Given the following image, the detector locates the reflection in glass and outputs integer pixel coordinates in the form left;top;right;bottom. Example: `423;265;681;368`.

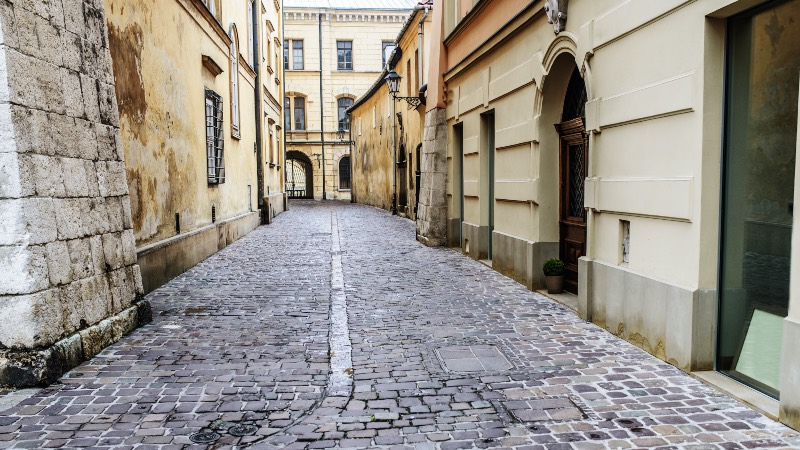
717;0;799;397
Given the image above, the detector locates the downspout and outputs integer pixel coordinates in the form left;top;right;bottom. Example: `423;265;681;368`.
318;11;327;201
349;112;355;203
253;0;266;224
282;0;287;210
417;7;428;95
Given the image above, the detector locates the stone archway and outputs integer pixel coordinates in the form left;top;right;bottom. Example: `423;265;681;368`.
286;150;313;199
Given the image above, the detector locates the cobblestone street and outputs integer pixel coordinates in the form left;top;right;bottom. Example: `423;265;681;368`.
1;201;799;449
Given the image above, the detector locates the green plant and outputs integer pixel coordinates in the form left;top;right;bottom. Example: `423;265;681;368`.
543;258;565;276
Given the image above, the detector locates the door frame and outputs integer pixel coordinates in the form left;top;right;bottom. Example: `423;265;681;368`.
556;117;588;294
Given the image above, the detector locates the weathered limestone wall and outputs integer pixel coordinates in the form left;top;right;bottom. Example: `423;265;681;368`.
0;0;147;386
416;107;447;246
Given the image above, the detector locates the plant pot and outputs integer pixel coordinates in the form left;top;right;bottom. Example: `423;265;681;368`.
545;275;564;294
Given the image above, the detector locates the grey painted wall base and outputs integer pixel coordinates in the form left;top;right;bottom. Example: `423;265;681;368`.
461;222;489;261
492;231;558;290
264;192;287;224
137;212;260;294
0;300;151;387
446;218;462;248
780;317;800;430
578;259;716;371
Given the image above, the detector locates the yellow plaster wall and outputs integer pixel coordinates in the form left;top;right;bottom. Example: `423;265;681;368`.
105;0;277;247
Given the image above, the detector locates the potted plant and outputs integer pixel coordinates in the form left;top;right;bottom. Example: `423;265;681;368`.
543;258;565;294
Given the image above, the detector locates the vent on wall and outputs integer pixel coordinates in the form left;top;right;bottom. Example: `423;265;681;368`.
621;220;630;264
212;204;216;224
175;212;180;234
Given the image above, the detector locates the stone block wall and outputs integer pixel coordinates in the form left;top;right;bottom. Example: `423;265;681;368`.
0;0;148;386
416;108;448;246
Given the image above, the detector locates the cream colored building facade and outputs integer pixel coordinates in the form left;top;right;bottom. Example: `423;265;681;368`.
283;0;415;201
105;0;285;293
439;0;800;430
349;9;432;218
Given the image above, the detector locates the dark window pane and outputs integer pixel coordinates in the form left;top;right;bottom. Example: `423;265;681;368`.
339;156;351;189
337;97;353;131
294;97;305;130
293;40;303;70
283;40;289;69
337;41;352;70
284;96;291;129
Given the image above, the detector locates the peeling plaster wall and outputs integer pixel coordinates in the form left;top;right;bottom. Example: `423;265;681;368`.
104;0;261;248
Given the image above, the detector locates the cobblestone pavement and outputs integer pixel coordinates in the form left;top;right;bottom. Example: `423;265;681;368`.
1;201;799;449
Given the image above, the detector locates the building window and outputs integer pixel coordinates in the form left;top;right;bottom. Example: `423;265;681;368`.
204;0;221;21
205;89;225;184
339;156;351;190
293;96;305;130
337;41;353;70
283;40;289;69
337;97;354;131
246;0;255;67
284;96;291;129
292;40;304;70
382;41;396;68
229;25;241;138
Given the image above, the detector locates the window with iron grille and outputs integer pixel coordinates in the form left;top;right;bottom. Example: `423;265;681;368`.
339;156;351;190
205;89;225;184
337;41;353;70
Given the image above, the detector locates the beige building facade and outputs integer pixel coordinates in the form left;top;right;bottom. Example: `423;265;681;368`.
349;8;432;218
439;0;800;430
105;0;286;293
283;0;415;201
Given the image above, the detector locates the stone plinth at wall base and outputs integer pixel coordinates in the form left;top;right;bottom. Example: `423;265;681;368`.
264;192;287;224
137;212;260;294
446;218;462;248
0;301;151;387
780;317;800;431
578;259;716;372
491;232;558;291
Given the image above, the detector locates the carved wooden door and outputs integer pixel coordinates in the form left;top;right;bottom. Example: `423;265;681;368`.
557;118;588;294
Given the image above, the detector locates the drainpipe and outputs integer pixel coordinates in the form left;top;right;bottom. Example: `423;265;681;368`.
417;6;429;94
318;11;327;201
282;0;287;210
391;92;398;215
253;0;265;224
349;113;355;203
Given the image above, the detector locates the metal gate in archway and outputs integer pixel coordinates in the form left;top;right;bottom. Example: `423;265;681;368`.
286;152;313;199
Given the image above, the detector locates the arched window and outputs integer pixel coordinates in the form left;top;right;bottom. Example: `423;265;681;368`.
338;97;354;131
339;156;351;190
229;25;241;138
246;0;255;67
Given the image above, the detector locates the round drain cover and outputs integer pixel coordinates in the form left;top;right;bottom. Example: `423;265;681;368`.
228;424;258;437
189;431;221;444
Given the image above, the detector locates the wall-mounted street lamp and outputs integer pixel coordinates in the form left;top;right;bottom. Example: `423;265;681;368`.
384;70;421;108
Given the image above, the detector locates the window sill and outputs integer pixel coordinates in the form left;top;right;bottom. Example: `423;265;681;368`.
338;189;351;192
231;131;241;140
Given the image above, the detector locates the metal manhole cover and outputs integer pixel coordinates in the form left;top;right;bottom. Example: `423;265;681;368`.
189;431;221;444
503;396;588;423
229;424;258;436
436;345;512;372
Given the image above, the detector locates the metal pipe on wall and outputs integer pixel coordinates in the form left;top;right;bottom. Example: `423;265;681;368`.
252;0;265;224
318;11;326;201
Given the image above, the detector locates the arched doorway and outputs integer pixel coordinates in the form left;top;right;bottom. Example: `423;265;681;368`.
286;151;313;199
556;67;588;294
